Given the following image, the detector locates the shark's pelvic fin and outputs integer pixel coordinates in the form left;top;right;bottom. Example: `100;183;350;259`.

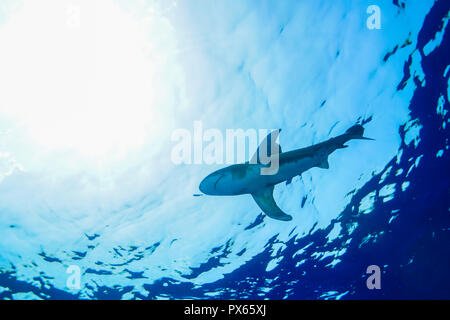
251;186;292;221
318;159;329;169
250;129;282;164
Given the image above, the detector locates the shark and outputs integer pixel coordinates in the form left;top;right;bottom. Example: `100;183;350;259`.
199;124;373;221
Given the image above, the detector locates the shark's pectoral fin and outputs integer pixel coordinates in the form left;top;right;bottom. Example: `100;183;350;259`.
251;186;292;221
318;159;329;169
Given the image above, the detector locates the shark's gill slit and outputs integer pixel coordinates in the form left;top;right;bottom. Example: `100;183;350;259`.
214;175;225;190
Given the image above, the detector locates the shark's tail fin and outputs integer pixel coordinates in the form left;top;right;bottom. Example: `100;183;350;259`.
345;124;374;140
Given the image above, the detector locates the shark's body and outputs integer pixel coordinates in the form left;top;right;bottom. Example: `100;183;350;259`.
199;125;372;221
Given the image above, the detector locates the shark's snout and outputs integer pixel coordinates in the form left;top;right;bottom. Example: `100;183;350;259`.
199;172;223;195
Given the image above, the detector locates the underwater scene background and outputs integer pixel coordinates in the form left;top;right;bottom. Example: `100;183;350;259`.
0;0;449;299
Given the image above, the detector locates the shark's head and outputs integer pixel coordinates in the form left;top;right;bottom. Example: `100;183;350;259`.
199;171;226;195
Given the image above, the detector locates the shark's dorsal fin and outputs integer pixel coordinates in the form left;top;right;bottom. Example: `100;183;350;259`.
251;186;292;221
250;129;282;164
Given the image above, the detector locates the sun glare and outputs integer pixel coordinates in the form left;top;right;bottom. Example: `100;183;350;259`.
0;0;173;160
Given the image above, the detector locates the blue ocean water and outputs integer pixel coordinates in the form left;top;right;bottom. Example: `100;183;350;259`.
0;0;449;299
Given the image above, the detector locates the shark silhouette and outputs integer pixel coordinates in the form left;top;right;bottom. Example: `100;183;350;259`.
199;124;373;221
